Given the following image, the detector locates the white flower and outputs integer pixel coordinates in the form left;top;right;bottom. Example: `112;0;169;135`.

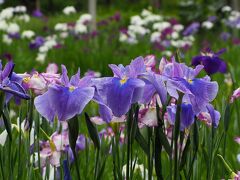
75;23;87;33
153;22;171;31
17;14;30;22
36;53;46;63
222;6;231;12
130;15;144;26
63;6;76;15
39;46;49;53
171;31;179;39
143;14;162;25
44;39;57;48
0;7;14;20
141;9;152;17
14;6;27;13
54;23;68;31
60;32;69;39
0;0;4;5
7;23;20;34
202;21;213;29
150;31;161;42
119;33;128;42
22;30;35;39
2;34;12;45
0;20;8;31
77;14;92;24
128;25;149;35
173;24;184;32
162;50;172;57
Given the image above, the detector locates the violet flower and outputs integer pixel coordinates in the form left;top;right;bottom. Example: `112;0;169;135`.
34;65;94;122
163;59;218;114
182;22;200;36
167;103;194;131
29;36;45;49
0;60;30;103
192;48;227;75
93;57;146;122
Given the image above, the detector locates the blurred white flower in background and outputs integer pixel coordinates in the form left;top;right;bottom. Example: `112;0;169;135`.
63;6;76;15
75;23;87;34
202;21;214;29
7;23;20;34
173;24;184;32
22;30;35;39
0;7;14;20
128;25;149;35
0;20;8;31
55;23;68;32
150;31;160;42
77;14;92;24
2;34;12;45
36;53;46;63
0;0;4;5
153;22;171;31
14;6;27;13
222;5;232;12
162;50;172;57
131;15;144;26
17;14;30;22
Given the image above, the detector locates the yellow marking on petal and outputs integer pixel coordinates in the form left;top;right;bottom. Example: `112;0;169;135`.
69;86;75;92
188;79;193;84
23;77;30;83
120;76;128;85
49;140;56;152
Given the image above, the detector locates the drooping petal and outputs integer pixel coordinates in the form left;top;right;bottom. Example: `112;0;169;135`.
34;88;56;122
206;104;221;128
187;79;218;113
106;77;144;117
180;103;194;130
50;86;95;121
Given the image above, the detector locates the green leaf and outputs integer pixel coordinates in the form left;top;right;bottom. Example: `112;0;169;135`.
179;136;190;171
158;128;172;156
223;104;231;132
85;113;100;149
135;129;149;155
68;115;79;151
1;109;12;141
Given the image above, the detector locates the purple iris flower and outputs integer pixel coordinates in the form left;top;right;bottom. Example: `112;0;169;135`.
34;65;95;122
192;48;227;75
0;60;30;103
8;33;20;39
167;103;194;130
183;22;200;36
163;60;218;114
220;32;231;41
93;57;146;122
32;9;43;18
29;36;45;49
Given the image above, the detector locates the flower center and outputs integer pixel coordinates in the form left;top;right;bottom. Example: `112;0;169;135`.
23;77;30;83
188;79;193;84
69;86;75;92
120;76;128;85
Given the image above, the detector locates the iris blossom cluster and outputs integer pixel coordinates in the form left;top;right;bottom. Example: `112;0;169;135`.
31;56;220;132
